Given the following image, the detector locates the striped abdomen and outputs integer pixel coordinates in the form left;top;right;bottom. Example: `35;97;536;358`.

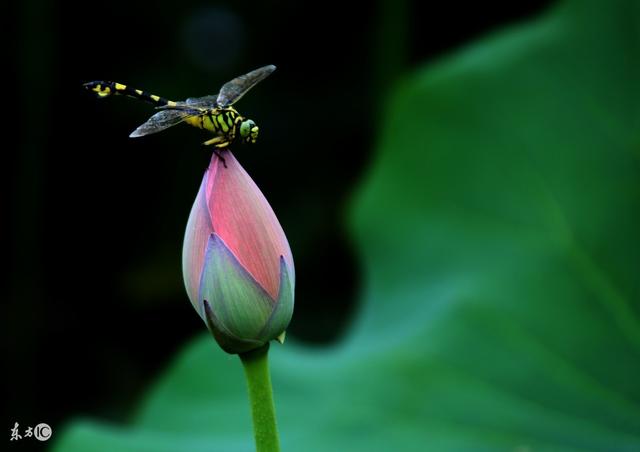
83;81;177;107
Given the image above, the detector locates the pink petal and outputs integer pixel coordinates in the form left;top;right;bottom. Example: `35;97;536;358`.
182;170;214;314
205;153;294;300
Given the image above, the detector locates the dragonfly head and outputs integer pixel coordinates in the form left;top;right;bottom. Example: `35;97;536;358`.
239;119;259;144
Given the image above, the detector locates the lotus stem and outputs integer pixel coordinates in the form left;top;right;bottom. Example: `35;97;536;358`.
239;344;280;452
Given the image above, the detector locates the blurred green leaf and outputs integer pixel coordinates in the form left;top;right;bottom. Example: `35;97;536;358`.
54;1;640;450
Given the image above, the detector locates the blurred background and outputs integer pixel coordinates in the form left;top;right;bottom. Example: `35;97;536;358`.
7;0;639;451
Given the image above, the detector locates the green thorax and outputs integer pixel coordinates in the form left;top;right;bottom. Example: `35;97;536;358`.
189;107;243;141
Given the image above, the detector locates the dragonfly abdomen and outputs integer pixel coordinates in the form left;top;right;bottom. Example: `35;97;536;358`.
84;81;177;107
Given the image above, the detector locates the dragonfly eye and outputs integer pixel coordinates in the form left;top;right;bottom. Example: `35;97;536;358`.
240;119;258;143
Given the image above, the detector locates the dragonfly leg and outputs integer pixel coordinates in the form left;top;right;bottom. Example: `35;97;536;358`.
212;149;227;168
202;136;224;146
202;137;228;168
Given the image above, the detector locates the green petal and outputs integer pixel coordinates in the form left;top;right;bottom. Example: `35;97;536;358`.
256;256;294;343
203;300;263;354
198;233;274;345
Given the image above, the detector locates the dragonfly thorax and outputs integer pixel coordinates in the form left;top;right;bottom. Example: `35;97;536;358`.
191;109;258;147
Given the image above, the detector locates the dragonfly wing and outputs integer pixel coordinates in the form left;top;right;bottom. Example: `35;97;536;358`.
185;94;219;108
216;65;276;107
129;109;198;137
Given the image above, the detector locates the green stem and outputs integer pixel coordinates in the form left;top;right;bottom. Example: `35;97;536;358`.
239;344;280;452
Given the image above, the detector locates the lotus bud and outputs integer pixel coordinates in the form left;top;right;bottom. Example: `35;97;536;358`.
182;152;295;354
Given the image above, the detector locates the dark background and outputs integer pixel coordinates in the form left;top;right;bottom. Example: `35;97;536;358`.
6;0;551;448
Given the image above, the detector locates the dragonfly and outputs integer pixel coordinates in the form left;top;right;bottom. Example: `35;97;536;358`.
84;65;276;166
